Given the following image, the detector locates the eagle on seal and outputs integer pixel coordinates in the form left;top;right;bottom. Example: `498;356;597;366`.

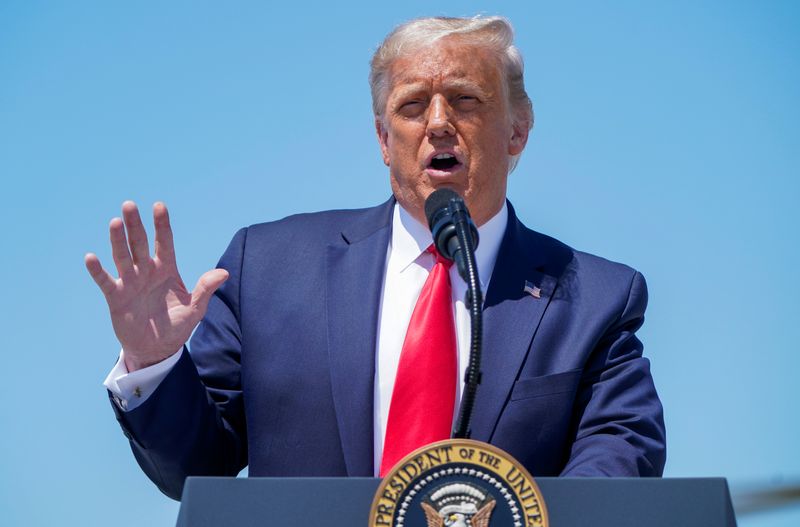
421;499;496;527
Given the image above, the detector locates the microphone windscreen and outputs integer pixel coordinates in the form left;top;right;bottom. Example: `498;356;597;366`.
424;188;460;230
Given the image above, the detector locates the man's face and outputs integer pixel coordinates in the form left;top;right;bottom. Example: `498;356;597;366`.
376;36;529;227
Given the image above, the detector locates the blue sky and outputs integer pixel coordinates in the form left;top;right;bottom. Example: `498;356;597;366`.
0;1;798;525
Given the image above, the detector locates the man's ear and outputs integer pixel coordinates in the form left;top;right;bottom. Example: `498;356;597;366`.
508;117;531;157
375;118;391;166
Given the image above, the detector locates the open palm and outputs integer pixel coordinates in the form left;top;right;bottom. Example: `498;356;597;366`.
85;201;228;371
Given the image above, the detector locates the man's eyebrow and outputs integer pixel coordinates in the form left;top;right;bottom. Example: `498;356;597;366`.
390;79;488;100
390;83;428;99
442;79;486;93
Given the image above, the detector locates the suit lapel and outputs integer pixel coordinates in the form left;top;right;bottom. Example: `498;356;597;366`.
469;205;559;442
325;199;394;476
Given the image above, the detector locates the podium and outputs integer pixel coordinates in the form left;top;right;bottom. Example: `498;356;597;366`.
176;477;737;526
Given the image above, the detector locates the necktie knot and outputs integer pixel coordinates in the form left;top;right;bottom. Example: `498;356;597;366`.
427;244;453;268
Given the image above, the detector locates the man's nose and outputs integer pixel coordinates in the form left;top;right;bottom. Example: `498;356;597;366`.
426;96;456;138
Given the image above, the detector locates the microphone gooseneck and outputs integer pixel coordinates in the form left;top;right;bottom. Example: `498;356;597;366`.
424;189;483;440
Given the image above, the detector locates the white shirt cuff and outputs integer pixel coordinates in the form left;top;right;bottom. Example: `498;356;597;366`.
103;348;183;412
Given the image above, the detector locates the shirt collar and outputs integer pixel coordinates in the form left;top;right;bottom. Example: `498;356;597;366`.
389;201;508;289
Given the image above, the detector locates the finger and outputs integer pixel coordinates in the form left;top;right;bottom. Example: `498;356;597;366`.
122;201;150;266
109;217;135;277
190;269;230;321
153;202;176;265
84;253;118;297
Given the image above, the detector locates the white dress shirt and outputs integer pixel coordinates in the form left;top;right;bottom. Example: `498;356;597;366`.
105;202;508;474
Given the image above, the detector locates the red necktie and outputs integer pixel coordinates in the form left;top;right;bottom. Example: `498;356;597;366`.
380;245;457;477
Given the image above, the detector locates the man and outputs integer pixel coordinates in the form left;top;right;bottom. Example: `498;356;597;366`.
86;16;665;500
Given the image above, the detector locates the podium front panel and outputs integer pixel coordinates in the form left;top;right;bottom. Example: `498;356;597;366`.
177;477;736;527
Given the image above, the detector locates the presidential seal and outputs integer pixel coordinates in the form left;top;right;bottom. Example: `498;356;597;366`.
369;439;548;527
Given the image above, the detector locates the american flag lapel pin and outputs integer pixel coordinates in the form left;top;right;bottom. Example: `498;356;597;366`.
524;280;542;299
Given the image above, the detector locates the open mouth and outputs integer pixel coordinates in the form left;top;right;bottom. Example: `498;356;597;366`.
428;153;461;171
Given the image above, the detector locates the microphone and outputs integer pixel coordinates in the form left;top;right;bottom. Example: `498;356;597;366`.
424;189;479;282
424;188;483;440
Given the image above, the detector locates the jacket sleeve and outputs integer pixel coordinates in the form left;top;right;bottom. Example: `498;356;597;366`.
109;227;249;500
560;271;667;477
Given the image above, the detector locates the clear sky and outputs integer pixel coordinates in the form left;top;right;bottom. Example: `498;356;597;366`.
0;1;798;526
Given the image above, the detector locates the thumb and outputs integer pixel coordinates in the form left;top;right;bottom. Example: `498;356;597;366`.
190;268;230;319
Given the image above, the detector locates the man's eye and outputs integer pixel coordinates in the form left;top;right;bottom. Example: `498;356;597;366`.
398;100;425;116
453;95;479;109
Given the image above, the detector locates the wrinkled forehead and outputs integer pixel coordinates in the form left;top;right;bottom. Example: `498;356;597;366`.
386;37;504;92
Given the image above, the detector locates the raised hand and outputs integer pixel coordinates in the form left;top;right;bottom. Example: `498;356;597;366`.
85;201;228;372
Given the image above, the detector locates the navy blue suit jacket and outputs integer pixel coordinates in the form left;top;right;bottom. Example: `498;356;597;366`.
112;198;666;499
